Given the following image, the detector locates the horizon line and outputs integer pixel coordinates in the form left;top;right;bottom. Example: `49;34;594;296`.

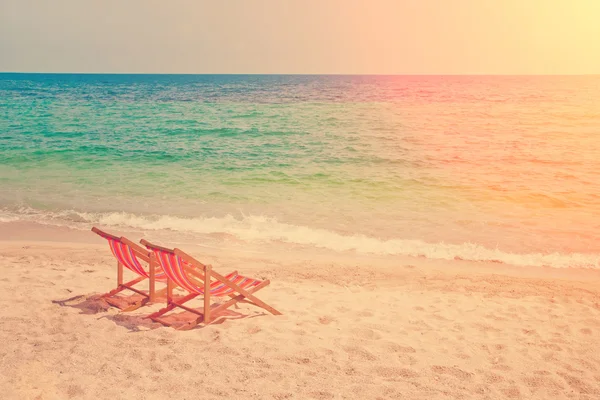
1;71;599;77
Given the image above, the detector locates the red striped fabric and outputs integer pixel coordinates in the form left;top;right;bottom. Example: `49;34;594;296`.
150;249;261;296
104;238;167;281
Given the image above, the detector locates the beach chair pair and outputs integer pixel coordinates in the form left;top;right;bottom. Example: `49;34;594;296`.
91;227;281;329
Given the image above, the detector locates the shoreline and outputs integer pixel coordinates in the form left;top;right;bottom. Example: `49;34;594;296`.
2;219;600;273
2;220;600;281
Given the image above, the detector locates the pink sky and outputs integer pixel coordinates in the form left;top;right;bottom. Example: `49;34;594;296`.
1;0;599;74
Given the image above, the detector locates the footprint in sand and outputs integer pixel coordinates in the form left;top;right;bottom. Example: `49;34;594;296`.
308;391;335;399
484;372;505;384
351;327;381;340
431;365;473;380
491;364;512;372
65;384;85;398
557;371;598;394
318;315;336;325
575;358;597;372
272;393;293;400
374;366;419;380
484;313;508;322
357;310;374;317
342;345;378;361
522;373;564;390
500;386;521;398
473;323;501;333
383;342;416;354
247;325;262;334
539;343;563;351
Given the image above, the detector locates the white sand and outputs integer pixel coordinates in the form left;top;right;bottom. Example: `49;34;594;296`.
1;227;600;399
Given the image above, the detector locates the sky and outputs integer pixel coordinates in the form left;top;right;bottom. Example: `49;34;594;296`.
1;0;599;74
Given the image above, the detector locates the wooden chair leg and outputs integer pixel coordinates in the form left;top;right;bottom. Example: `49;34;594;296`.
149;257;156;303
167;278;173;303
204;265;211;324
117;261;123;286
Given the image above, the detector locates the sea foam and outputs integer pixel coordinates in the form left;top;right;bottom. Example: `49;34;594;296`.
2;208;598;269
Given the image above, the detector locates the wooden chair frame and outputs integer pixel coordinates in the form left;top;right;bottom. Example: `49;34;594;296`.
92;227;167;311
141;239;281;329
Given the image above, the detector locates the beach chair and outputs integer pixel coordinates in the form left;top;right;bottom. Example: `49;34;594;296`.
92;227;167;311
141;239;281;329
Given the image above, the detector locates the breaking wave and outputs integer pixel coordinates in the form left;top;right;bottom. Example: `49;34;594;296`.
1;207;598;269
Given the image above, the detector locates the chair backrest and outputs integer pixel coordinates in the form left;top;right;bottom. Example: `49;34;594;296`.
141;239;209;294
140;240;260;296
92;227;164;280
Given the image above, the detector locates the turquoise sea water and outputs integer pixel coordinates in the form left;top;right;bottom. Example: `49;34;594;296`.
1;74;599;268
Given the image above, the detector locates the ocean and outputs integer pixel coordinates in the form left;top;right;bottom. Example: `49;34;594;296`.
1;73;599;268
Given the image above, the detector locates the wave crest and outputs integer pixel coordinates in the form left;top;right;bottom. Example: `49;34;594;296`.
1;207;598;269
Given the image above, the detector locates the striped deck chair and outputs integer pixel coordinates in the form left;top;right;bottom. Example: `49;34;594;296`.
140;239;281;329
92;227;167;311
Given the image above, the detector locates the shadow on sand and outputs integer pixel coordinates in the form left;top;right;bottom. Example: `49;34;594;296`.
51;293;264;331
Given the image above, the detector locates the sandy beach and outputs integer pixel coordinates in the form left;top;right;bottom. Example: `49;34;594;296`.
1;224;599;399
4;1;600;398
